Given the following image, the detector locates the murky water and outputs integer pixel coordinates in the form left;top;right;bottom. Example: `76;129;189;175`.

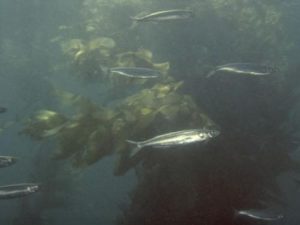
1;1;300;225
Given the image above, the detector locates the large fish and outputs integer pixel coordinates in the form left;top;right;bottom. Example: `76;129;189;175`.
127;128;219;157
207;63;276;77
234;208;284;221
131;9;194;22
110;67;161;79
0;183;40;200
0;156;17;168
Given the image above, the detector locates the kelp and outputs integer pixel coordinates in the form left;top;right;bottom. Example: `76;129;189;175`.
60;37;170;89
21;80;216;173
60;37;116;80
20;1;300;225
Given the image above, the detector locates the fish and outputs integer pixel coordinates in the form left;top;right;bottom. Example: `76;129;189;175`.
41;121;79;138
0;183;40;199
207;63;276;77
127;128;220;157
0;107;7;113
234;208;284;221
0;156;17;168
110;67;161;79
131;9;194;23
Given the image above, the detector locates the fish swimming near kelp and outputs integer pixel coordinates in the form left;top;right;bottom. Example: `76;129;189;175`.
0;156;17;168
110;67;161;79
207;63;276;77
127;128;220;157
131;9;194;23
0;183;40;200
41;121;80;138
234;208;284;221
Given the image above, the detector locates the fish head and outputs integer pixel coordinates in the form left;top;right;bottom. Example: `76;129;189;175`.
0;156;17;167
196;129;219;140
269;65;278;74
207;129;220;138
261;64;278;74
196;132;210;141
27;184;40;193
8;157;17;165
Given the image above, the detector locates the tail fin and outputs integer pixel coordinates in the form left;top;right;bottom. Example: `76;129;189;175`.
233;208;239;218
206;70;216;78
126;140;143;158
101;66;111;79
129;19;139;29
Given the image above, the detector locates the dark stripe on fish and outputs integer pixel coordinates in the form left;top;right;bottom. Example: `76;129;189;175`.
0;183;40;200
207;63;276;77
131;9;194;22
110;67;161;79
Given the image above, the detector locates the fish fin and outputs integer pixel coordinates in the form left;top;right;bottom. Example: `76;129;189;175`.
126;140;143;158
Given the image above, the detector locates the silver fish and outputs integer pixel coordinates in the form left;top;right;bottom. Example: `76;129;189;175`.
234;208;284;221
0;183;40;199
110;67;161;79
41;121;79;138
0;156;17;168
131;9;194;22
207;63;276;77
127;128;220;157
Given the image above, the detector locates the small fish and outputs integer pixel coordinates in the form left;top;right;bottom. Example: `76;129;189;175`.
207;63;276;77
131;9;194;23
234;208;284;221
41;121;79;138
0;156;17;168
0;183;40;200
110;67;161;79
127;128;220;157
0;107;7;113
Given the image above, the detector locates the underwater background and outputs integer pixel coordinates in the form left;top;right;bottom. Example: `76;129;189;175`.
1;0;300;224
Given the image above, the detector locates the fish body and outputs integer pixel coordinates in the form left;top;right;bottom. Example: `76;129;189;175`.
207;63;275;77
0;183;40;199
41;121;79;138
127;128;219;157
110;67;161;79
131;9;194;22
0;107;7;113
235;208;284;221
0;156;17;168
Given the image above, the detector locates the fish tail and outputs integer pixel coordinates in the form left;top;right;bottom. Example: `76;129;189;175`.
129;17;140;29
206;70;216;78
101;66;110;76
129;21;138;29
130;16;138;21
126;140;143;158
233;208;239;219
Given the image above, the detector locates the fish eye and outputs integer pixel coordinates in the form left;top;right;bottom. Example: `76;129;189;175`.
199;134;205;138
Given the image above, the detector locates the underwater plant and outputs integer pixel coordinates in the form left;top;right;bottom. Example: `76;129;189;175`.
21;80;216;174
19;1;300;225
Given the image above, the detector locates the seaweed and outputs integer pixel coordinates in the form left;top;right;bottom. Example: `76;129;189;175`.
19;1;300;225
